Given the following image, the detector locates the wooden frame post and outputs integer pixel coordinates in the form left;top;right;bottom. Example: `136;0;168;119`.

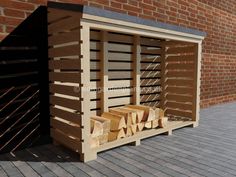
133;35;141;105
80;23;97;161
101;31;109;112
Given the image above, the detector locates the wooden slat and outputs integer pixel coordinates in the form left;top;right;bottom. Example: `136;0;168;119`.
90;91;100;100
140;78;161;86
141;47;162;54
49;72;80;83
166;94;192;103
48;9;69;23
107;80;133;88
141;56;161;63
165;101;192;111
108;62;132;70
166;46;195;54
140;86;161;94
108;88;132;98
90;51;100;60
166;79;193;87
50;95;81;110
140;37;162;47
48;30;80;46
109;71;132;79
90;100;101;110
48;16;81;34
90;41;101;51
165;108;192;118
141;63;161;70
49;45;80;58
90;30;100;40
166;63;194;70
141;94;161;102
166;71;194;78
49;59;80;70
50;106;81;125
165;86;193;95
49;83;80;97
141;71;161;78
141;101;160;107
166;55;194;62
108;43;132;52
108;53;132;61
51;129;82;152
90;71;100;81
108;33;133;44
164;40;193;46
108;96;132;107
51;118;82;139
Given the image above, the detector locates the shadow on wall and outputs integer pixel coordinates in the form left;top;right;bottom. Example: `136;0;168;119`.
0;6;50;154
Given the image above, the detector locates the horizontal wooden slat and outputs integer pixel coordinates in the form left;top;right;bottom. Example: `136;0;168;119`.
141;47;162;55
140;86;161;94
50;95;81;110
165;86;193;95
48;9;69;23
51;128;82;153
109;62;132;70
108;33;133;44
90;71;100;80
141;56;161;63
166;63;194;70
50;106;81;125
166;55;195;62
49;72;81;83
164;40;193;46
165;108;192;118
90;30;100;40
108;96;132;107
109;71;132;79
108;88;132;98
107;80;133;88
140;37;162;47
48;16;81;34
108;43;132;52
48;30;80;46
90;41;101;50
141;101;160;107
166;79;193;87
90;100;101;110
166;46;195;54
140;79;161;86
166;94;193;103
165;101;192;111
166;71;194;78
49;83;80;97
141;94;161;102
49;59;80;70
108;53;132;61
51;118;81;139
90;91;100;100
141;63;161;70
141;71;161;78
49;45;80;58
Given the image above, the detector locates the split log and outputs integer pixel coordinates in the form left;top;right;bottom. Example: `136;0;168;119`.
109;108;134;126
90;136;99;148
126;105;155;122
108;128;126;141
125;127;132;137
101;112;126;130
130;124;137;134
152;119;159;129
121;107;144;123
137;122;145;131
144;121;152;129
98;133;108;145
155;108;165;119
91;116;111;134
159;117;168;128
90;119;103;137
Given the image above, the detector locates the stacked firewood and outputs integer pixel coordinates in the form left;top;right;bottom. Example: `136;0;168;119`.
90;105;168;148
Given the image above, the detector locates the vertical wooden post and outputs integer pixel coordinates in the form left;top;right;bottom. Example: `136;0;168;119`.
101;31;109;112
192;42;202;124
160;41;167;110
80;23;97;161
133;35;141;105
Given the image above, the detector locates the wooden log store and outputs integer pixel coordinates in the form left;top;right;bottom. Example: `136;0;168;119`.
48;2;206;162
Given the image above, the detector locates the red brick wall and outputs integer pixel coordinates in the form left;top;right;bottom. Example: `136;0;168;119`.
0;0;235;108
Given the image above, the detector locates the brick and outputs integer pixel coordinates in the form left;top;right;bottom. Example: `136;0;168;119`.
0;0;35;11
123;4;142;13
4;8;25;18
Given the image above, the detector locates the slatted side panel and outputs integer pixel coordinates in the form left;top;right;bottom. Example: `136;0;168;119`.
48;8;83;152
90;30;135;114
140;37;163;107
164;41;197;121
0;7;48;154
